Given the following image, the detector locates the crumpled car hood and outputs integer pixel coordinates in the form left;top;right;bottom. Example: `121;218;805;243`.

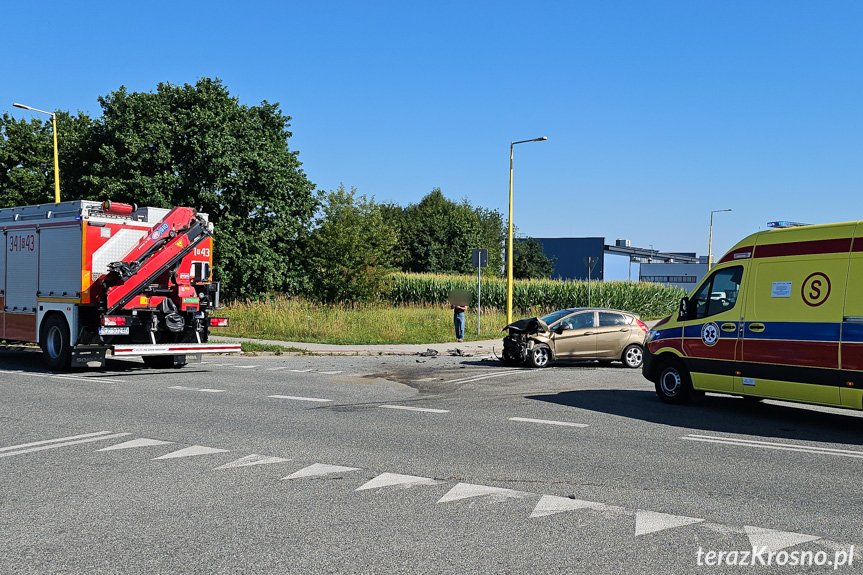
503;317;549;334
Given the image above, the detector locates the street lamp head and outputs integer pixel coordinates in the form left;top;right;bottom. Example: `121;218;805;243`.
536;136;548;141
13;103;30;110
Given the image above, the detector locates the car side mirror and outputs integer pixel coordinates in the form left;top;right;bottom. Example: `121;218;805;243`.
554;325;566;334
678;297;689;320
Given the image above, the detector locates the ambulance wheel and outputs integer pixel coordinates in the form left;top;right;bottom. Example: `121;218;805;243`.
527;345;551;368
143;355;187;369
622;344;644;369
40;314;72;371
655;359;692;404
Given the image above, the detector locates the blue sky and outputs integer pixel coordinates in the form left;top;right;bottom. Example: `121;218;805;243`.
5;1;863;279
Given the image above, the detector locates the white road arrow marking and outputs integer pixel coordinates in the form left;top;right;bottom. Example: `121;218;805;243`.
281;463;360;480
96;438;174;451
437;482;531;504
634;511;704;536
744;526;821;553
355;472;440;491
530;495;600;518
215;454;291;469
152;445;229;460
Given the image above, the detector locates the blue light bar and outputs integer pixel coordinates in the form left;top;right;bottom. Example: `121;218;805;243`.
767;221;810;228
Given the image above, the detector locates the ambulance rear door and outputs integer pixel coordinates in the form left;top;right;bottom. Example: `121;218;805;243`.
840;223;863;409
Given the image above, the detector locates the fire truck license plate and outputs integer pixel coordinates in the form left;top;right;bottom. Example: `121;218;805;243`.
99;327;130;336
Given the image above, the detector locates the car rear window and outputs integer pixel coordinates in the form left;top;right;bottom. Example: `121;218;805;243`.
598;312;627;327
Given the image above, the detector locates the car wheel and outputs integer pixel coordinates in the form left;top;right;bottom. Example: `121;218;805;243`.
40;314;72;371
527;345;551;368
655;359;692;404
622;344;643;369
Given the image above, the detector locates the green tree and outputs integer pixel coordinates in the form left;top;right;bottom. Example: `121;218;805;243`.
306;185;397;302
511;236;556;279
82;78;318;299
392;188;505;274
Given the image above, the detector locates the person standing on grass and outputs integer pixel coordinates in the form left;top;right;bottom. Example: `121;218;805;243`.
452;302;467;342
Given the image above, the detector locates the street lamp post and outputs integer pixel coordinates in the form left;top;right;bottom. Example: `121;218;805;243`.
506;136;547;324
13;102;61;203
708;208;733;269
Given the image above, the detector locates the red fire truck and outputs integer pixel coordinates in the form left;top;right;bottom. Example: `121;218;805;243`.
0;200;241;369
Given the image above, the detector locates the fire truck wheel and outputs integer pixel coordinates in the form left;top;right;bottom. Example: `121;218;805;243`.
655;359;692;404
40;314;72;371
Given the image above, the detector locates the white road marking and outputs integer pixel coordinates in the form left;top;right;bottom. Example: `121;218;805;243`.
215;454;291;469
281;463;360;480
231;365;258;369
268;395;332;402
288;369;314;373
206;363;234;367
446;370;520;385
744;526;821;553
437;482;531;504
530;495;601;518
97;438;174;451
152;445;229;460
0;431;115;452
634;511;704;536
509;417;588;428
0;370;49;377
380;405;449;414
413;377;437;382
355;472;441;491
683;434;863;458
51;374;122;384
0;432;131;458
319;371;343;375
267;366;291;371
169;386;226;393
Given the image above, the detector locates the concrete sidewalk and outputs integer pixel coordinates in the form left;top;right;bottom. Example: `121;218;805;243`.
209;335;503;356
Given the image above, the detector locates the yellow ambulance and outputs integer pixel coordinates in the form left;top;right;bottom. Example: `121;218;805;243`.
642;221;863;410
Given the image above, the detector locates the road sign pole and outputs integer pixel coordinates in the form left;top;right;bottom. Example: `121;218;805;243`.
477;264;481;336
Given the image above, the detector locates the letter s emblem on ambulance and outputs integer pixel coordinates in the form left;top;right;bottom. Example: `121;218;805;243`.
802;272;831;307
701;322;720;347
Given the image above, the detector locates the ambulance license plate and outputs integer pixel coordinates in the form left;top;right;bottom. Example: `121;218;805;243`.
99;326;130;335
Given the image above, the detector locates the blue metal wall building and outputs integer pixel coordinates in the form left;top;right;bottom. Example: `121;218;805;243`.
533;237;605;281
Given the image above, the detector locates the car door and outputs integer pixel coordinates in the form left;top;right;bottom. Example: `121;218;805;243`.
681;265;747;393
595;312;630;359
551;311;597;360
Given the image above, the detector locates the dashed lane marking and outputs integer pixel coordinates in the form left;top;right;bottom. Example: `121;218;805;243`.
0;432;131;458
153;445;229;460
169;386;226;393
1;431;116;452
437;482;531;504
319;371;343;375
356;472;441;491
509;417;588;428
281;463;360;480
97;438;174;451
744;526;821;553
380;405;449;414
268;395;333;403
215;454;291;469
634;511;705;536
683;434;863;459
231;365;258;369
445;370;521;385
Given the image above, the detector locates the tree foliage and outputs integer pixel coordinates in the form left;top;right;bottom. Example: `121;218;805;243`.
305;185;397;302
1;78;318;299
511;237;557;279
385;188;505;275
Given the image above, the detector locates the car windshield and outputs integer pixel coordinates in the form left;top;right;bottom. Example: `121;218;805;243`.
540;309;576;326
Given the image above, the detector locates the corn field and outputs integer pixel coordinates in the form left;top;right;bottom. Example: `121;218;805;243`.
386;272;687;319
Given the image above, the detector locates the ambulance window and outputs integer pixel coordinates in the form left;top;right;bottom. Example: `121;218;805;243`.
691;266;743;319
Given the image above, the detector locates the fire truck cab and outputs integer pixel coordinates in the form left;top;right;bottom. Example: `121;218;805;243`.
0;200;240;370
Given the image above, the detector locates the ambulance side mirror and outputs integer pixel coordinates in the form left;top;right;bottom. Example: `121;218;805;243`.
678;297;689;320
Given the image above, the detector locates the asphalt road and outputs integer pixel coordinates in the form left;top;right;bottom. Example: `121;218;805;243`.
1;348;861;574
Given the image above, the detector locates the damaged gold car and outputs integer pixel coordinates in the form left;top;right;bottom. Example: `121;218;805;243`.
501;308;648;368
